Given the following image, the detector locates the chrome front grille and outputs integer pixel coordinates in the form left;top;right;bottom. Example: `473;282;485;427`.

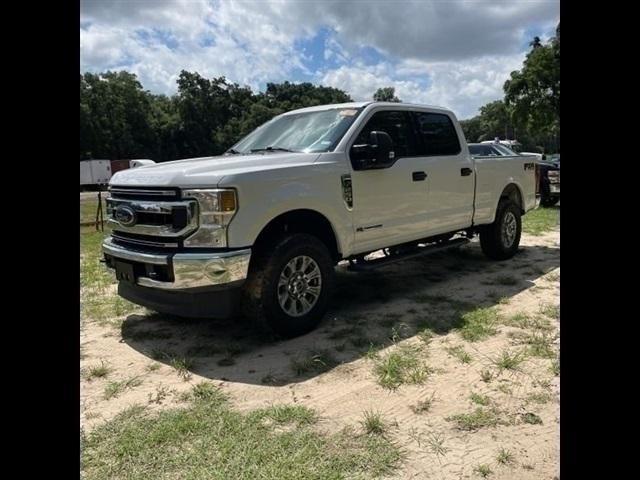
107;186;198;249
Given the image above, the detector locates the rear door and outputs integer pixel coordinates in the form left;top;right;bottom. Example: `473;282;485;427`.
411;111;475;233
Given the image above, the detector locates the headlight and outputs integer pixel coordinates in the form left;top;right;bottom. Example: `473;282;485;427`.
182;189;237;247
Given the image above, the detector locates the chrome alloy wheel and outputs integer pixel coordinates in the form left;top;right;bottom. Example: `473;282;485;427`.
277;255;322;317
501;211;517;248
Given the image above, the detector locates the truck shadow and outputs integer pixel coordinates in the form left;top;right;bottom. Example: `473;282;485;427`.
120;240;559;386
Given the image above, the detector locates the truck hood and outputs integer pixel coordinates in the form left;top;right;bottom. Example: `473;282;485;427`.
109;152;322;187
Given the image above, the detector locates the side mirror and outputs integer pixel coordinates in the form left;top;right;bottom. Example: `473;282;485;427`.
350;130;395;170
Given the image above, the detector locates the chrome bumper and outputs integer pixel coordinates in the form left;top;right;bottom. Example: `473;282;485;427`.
102;237;251;290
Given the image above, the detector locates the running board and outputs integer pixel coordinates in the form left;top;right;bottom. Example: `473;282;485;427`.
347;238;470;272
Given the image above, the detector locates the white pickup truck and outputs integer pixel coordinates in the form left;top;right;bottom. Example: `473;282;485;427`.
103;102;539;337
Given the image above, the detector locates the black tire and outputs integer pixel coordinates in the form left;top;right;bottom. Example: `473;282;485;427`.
242;233;335;338
479;200;522;260
540;195;559;207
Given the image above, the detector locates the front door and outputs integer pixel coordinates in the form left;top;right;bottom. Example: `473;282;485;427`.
349;109;430;253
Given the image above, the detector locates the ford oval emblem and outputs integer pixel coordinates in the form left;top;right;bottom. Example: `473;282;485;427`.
114;205;137;226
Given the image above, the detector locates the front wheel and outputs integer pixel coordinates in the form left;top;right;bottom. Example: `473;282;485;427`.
242;233;335;338
479;200;522;260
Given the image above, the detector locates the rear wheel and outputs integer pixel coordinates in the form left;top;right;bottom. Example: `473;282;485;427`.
242;233;334;337
480;200;522;260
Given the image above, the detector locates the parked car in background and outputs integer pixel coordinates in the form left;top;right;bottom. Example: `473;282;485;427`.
537;156;560;207
470;143;560;208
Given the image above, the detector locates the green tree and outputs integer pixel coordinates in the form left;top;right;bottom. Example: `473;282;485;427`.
373;87;401;102
504;26;560;151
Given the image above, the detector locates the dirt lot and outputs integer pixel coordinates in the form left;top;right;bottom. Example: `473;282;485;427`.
81;209;559;479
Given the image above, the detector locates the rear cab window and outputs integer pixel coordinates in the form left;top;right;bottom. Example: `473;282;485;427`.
412;112;461;156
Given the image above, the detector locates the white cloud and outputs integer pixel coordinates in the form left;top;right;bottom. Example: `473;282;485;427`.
80;0;559;116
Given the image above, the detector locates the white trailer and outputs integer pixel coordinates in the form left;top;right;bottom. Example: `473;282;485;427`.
80;160;112;189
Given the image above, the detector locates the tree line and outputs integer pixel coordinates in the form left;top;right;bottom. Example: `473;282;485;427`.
80;26;559;161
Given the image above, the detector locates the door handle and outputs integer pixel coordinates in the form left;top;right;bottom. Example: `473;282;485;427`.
461;168;473;176
412;171;427;181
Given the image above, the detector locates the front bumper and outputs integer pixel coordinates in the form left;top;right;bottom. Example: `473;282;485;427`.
102;237;251;290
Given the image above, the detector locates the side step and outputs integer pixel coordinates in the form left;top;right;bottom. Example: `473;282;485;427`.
347;238;470;272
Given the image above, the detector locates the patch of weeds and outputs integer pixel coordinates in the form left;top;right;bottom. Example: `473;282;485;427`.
148;385;172;405
372;344;430;390
447;407;503;431
550;358;560;376
480;370;494;383
291;350;338;376
474;463;494;477
496;383;513;395
170;356;195;381
458;307;499;341
523;332;557;358
145;363;161;372
504;312;531;329
104;376;143;400
446;345;472;364
410;392;436;414
470;392;491;406
491;349;526;372
426;432;448;458
521;412;543;425
498;296;510;305
361;410;387;435
526;392;552;404
418;328;434;344
253;404;318;427
188;382;226;404
539;303;560;319
496;448;515;465
84;361;111;381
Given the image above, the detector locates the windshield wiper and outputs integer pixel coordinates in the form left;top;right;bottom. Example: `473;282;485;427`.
250;146;297;153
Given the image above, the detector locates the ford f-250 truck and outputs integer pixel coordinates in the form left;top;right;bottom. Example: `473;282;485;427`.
103;102;539;337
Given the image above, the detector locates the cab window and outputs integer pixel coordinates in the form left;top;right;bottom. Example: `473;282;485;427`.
353;110;418;158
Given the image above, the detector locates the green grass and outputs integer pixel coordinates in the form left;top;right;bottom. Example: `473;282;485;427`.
521;412;543;425
371;344;431;390
82;388;402;480
473;463;494;478
550;358;560;376
447;407;503;431
445;345;472;364
458;307;499;342
360;410;387;435
496;448;515;465
491;349;526;372
410;392;436;414
104;376;143;400
80;229;140;324
522;206;559;235
539;303;560;319
84;361;112;381
290;350;338;376
425;432;448;458
169;356;195;381
469;392;491;406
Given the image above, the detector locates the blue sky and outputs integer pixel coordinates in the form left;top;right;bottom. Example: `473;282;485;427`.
80;0;559;119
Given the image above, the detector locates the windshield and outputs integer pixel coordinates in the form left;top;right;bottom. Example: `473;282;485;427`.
230;107;362;154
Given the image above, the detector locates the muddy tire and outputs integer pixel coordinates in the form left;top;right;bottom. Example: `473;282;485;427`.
242;233;334;338
479;200;521;260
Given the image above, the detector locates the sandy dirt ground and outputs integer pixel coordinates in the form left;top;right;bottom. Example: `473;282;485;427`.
81;227;559;479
